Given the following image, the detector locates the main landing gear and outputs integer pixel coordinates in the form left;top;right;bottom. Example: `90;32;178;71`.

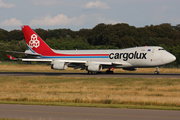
106;68;114;74
154;67;159;74
88;71;96;74
88;71;102;74
87;68;114;74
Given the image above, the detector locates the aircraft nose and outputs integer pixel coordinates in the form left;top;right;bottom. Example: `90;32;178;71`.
162;52;176;64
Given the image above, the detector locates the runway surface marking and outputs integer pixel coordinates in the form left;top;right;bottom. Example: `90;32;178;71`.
0;109;180;119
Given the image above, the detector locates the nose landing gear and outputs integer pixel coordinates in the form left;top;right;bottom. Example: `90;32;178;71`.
154;67;159;74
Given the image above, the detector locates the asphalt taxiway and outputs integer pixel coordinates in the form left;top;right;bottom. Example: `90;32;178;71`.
0;72;180;78
0;104;180;120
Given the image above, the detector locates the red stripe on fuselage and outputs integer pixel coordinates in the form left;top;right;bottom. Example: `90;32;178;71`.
35;49;109;56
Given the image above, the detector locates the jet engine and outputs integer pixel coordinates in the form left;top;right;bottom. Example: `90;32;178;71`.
87;64;102;72
51;62;68;70
122;68;138;71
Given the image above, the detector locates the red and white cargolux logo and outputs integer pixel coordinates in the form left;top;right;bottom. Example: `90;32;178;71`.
29;34;40;48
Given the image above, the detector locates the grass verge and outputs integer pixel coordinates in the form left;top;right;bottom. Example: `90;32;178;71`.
0;76;180;110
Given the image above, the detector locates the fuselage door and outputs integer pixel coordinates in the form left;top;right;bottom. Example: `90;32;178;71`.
152;48;162;64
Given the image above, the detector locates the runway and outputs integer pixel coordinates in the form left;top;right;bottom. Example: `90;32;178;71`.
0;104;180;120
0;72;180;78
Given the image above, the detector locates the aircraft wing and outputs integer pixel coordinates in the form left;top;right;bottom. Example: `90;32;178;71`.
22;58;122;65
7;55;122;65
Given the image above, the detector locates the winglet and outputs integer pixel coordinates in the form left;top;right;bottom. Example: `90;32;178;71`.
7;55;16;60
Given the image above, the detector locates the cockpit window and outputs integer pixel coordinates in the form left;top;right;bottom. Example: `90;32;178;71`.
158;48;165;50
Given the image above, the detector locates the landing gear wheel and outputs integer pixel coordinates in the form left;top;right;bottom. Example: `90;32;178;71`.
106;70;114;74
154;71;159;74
97;72;102;74
88;71;97;74
92;71;97;74
154;67;159;74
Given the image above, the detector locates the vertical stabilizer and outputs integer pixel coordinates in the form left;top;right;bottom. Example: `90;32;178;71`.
21;25;53;55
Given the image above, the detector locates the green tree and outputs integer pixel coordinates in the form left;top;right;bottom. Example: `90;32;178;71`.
0;29;9;41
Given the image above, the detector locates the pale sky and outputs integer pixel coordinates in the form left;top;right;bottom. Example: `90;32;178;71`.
0;0;180;31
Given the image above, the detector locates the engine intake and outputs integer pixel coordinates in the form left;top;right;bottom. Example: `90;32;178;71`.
51;61;68;70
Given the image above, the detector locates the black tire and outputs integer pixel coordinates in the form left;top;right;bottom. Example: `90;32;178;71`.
154;71;159;74
106;70;114;74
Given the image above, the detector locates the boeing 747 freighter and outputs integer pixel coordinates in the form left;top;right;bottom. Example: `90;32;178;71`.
7;25;176;74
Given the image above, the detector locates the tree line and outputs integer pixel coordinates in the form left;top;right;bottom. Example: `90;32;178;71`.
0;23;180;64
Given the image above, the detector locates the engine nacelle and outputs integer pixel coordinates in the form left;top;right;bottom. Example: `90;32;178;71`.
87;64;102;72
122;68;138;71
51;62;68;70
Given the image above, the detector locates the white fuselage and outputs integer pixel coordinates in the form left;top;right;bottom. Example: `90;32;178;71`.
26;46;175;68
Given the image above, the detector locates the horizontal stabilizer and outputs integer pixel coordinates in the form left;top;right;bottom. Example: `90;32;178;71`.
6;51;41;56
7;55;22;60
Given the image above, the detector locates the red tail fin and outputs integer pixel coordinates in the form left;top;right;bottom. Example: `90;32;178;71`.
21;25;53;55
7;55;16;60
